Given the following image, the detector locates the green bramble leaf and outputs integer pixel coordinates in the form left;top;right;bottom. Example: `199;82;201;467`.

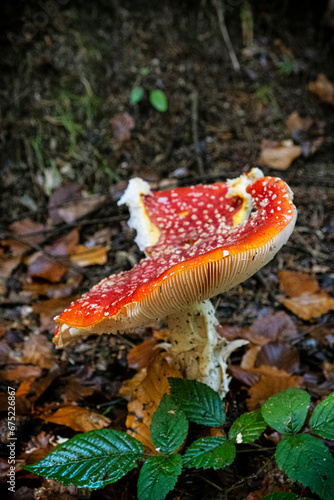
182;436;236;470
137;455;182;500
22;429;144;489
150;394;188;454
229;409;267;444
168;378;226;426
130;87;144;105
261;388;310;434
149;90;168;112
275;433;334;500
309;392;334;440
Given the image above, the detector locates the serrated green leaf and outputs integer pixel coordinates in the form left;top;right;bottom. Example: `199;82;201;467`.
182;436;236;470
168;378;225;426
149;90;167;112
137;455;182;500
22;429;144;489
150;394;188;455
130;87;144;105
229;409;267;444
276;434;334;500
309;392;334;440
261;388;310;434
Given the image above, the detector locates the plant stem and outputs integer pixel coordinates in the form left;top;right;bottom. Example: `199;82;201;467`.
212;0;240;72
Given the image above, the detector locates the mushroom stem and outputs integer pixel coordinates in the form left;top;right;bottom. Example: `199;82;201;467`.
164;300;247;398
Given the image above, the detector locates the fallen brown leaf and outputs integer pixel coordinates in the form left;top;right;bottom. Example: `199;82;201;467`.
287;111;313;138
26;229;79;282
0;365;43;382
255;343;299;373
259;139;301;170
26;256;68;283
278;270;319;297
33;295;81;332
22;274;83;300
48;184;82;224
127;337;162;371
0;254;21;279
8;219;46;245
278;270;334;320
111;112;135;142
247;366;303;410
283;292;334;321
21;334;57;369
39;405;110;432
249;311;299;344
122;355;181;451
308;73;334;107
70;244;110;267
61;379;95;403
55;194;107;225
23;431;53;465
13;365;62;412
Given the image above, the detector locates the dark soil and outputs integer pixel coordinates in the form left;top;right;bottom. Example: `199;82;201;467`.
0;1;334;499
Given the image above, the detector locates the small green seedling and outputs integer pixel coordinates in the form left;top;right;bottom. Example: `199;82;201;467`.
130;68;167;112
23;383;334;500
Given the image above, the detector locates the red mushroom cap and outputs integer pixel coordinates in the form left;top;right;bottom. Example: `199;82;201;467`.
54;172;296;348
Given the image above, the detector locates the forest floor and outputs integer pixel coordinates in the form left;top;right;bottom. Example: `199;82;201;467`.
0;1;334;499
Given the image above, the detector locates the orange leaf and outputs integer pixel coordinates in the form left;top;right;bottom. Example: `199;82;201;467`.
278;270;334;320
70;244;110;267
259;139;301;170
127;337;162;370
287;111;313;136
122;355;181;451
278;270;319;297
247;366;303;410
283;292;334;321
39;405;110;432
0;365;43;382
308;73;334;107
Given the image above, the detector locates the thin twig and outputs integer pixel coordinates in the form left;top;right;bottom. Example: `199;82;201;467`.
226;453;274;494
212;0;240;72
190;91;205;177
197;473;225;492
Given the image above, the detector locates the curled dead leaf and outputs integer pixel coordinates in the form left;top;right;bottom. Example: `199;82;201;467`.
70;244;110;267
259;139;301;170
308;73;334;107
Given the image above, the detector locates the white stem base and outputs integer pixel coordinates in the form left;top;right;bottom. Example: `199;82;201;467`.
164;300;247;398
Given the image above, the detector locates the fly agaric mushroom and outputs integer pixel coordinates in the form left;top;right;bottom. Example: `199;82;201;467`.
53;169;296;396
